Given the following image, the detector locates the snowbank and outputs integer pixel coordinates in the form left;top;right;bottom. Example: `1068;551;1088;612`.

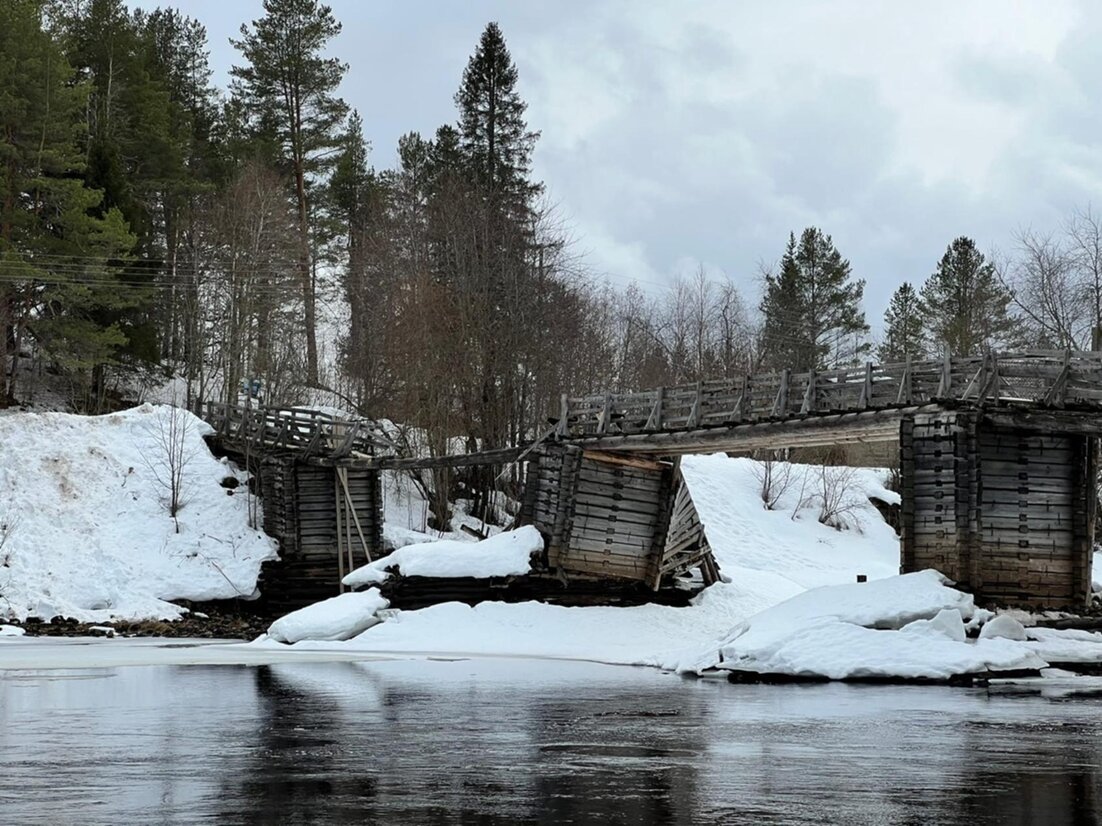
255;598;715;666
0;405;277;623
343;526;543;588
684;571;1047;679
268;590;389;644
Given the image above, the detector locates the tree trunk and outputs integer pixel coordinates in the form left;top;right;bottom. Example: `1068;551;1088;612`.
294;158;319;386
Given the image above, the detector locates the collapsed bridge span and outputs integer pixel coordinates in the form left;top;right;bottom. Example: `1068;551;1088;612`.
205;350;1102;610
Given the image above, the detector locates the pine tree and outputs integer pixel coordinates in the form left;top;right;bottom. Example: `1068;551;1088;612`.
454;22;541;213
759;228;869;370
231;0;349;385
0;0;136;407
878;282;926;362
920;237;1017;356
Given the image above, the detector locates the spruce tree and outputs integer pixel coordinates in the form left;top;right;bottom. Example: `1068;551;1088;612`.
231;0;349;385
878;282;926;362
759;228;869;370
920;237;1017;356
454;22;541;213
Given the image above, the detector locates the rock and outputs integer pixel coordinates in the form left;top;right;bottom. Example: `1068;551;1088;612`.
979;614;1028;641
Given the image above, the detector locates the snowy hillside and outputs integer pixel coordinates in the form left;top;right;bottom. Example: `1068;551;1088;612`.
0;405;277;623
682;455;900;608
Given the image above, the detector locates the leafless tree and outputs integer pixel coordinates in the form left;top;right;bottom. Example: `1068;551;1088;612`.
143;402;197;532
187;161;303;407
816;465;862;529
753;454;795;510
1003;229;1085;348
0;511;17;566
1066;205;1102;346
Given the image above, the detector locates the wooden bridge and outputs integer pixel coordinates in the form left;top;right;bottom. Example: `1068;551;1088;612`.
205;350;1102;611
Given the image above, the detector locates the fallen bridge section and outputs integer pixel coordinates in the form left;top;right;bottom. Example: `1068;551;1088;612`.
517;446;720;589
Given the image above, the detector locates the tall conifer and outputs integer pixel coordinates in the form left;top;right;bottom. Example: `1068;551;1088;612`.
231;0;349;385
454;22;541;214
759;228;868;370
0;0;135;407
920;237;1017;355
878;282;926;362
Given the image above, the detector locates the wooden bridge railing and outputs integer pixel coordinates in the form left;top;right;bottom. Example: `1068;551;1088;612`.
558;350;1102;438
204;402;395;460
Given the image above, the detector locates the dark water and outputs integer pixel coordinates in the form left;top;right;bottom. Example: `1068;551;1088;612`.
1;656;1101;825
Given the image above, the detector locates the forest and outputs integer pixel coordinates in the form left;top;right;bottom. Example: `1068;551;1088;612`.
3;0;1102;461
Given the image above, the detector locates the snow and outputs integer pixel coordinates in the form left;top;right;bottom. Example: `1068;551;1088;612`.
683;571;1046;679
1023;626;1102;663
5;419;1100;685
0;625;26;637
979;614;1028;641
680;455;901;592
267;590;390;644
378;467;507;549
0;405;277;623
901;608;967;642
253;599;710;666
343;526;543;587
267;456;907;670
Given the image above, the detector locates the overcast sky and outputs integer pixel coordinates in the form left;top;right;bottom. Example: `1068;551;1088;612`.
161;0;1102;327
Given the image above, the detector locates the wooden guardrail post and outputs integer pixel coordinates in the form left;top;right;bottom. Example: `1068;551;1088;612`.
596;393;612;435
772;369;790;418
687;381;703;427
645;387;665;430
738;375;751;420
800;370;817;415
1043;351;1071;407
936;347;952;397
896;354;913;405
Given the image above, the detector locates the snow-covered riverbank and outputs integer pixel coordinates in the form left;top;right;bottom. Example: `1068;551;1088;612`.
5;407;1102;683
0;405;276;622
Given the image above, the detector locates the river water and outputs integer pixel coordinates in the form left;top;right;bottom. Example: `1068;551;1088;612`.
1;651;1101;825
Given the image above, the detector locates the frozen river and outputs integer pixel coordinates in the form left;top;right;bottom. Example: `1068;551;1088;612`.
1;642;1101;825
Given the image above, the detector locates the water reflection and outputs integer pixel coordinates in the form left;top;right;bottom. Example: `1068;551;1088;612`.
2;658;1102;825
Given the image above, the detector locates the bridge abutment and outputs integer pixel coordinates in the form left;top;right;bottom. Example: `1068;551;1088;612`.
254;458;384;613
901;409;1097;609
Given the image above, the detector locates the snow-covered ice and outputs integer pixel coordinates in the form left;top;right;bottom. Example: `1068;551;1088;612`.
343;526;542;587
683;571;1047;679
1023;626;1102;663
0;405;277;623
267;590;390;643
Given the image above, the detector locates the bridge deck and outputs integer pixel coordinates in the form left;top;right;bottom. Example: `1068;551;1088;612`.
204;402;395;460
559;351;1102;452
